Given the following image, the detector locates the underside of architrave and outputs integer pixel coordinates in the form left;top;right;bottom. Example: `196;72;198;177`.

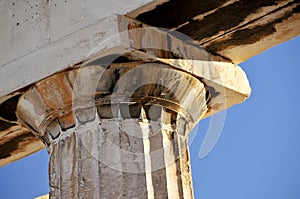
132;0;300;63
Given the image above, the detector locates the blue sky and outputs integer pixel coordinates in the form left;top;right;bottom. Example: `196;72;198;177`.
191;36;300;199
0;36;299;199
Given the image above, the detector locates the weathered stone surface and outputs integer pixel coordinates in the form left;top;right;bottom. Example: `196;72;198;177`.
134;0;300;63
2;0;296;176
0;120;44;167
0;47;250;167
157;59;251;119
0;0;154;68
16;62;208;198
0;1;297;198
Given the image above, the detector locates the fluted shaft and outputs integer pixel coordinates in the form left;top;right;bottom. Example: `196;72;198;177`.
16;62;208;198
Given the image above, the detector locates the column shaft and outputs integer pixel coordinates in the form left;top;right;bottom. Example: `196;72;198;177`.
16;62;208;199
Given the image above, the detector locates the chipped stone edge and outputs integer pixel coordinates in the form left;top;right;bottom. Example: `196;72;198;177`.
157;58;251;119
34;194;49;199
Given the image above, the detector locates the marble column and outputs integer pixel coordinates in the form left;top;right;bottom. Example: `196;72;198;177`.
16;62;208;199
